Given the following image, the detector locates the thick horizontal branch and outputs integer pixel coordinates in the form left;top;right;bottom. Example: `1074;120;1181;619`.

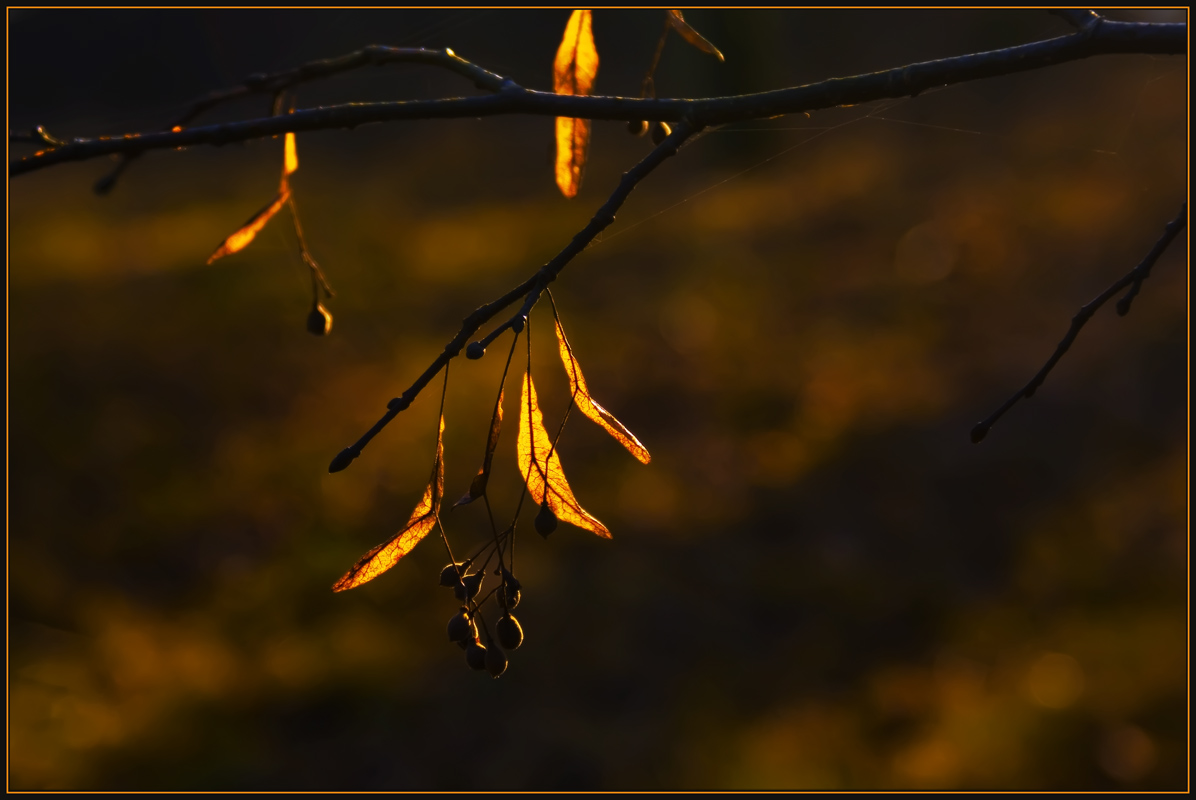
327;122;698;473
11;19;1184;177
971;203;1187;444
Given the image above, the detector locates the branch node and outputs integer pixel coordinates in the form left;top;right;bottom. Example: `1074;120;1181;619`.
388;396;411;412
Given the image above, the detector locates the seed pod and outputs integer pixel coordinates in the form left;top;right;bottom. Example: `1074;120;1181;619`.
627;119;648;137
307;303;332;336
499;568;522;609
452;580;468;601
465;342;486;360
447;607;476;644
439;561;470;588
496;613;524;650
461;571;485;600
651;121;672;145
535;503;558;538
465;639;487;671
511;315;526;334
485;640;508;678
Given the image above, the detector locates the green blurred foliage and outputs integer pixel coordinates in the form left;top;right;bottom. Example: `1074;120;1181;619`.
8;9;1187;790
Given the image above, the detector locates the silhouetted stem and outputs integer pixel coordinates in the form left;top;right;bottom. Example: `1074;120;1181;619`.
971;203;1186;444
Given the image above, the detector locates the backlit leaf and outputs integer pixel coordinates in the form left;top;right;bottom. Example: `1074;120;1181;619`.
667;10;725;61
555;316;650;464
454;388;503;507
553;9;599;199
518;371;611;538
206;190;290;264
333;414;445;591
283;131;299;179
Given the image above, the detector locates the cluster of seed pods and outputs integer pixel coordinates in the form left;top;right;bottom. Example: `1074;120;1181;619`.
439;560;525;678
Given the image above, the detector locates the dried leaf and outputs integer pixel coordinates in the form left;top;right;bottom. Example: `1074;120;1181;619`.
518;371;611;538
666;10;725;62
283;131;299;178
455;388;503;507
555;317;650;464
553;9;599;199
333;414;445;591
206;190;289;264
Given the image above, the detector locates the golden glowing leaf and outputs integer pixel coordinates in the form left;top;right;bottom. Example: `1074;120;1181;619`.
333;415;445;592
518;371;611;538
555;317;651;464
455;388;503;507
206;190;290;264
667;10;725;62
283;131;299;178
552;9;598;199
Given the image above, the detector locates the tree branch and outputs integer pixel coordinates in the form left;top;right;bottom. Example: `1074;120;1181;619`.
77;46;510;194
970;204;1187;444
1048;9;1101;32
327;121;699;473
10;19;1184;178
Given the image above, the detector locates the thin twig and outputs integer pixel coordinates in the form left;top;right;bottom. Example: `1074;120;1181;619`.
326;121;697;472
11;19;1185;177
1048;9;1101;32
971;203;1187;444
86;46;510;193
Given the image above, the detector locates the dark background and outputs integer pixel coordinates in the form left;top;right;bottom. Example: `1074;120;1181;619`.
9;9;1187;790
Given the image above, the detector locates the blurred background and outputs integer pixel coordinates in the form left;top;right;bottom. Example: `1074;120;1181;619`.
8;9;1187;790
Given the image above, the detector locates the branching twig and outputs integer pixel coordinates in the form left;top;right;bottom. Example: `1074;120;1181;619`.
10;19;1185;177
971;203;1187;444
1049;9;1102;32
83;46;511;194
9;125;67;147
326;121;698;473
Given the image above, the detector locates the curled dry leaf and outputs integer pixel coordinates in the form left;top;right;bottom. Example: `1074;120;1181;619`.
283;131;299;179
555;317;650;464
454;388;503;507
206;190;290;264
553;9;599;199
207;129;300;264
667;10;725;62
332;414;445;591
518;371;611;538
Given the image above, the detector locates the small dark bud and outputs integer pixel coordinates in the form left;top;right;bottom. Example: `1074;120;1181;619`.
485;640;508;677
627;119;649;137
465;640;487;671
511;315;526;334
439;560;471;587
466;341;486;360
535;503;558;538
94;173;117;195
970;423;989;444
651;121;672;145
461;571;485;600
496;614;524;650
387;396;411;412
307;303;333;336
328;447;357;473
447;607;476;643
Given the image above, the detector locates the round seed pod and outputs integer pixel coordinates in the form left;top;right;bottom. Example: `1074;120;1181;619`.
485;641;508;677
651;121;672;145
439;561;470;587
447;607;476;644
496;614;524;650
511;315;526;334
501;585;521;610
535;503;558;538
452;579;468;601
461;571;485;600
465;342;486;360
627;119;649;137
307;303;333;336
465;640;487;671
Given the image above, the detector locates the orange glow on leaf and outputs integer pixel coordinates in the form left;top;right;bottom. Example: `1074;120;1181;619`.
455;388;503;507
555;317;650;464
553;9;598;199
518;371;611;538
667;10;725;61
206;190;290;264
333;415;445;592
283;132;299;178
